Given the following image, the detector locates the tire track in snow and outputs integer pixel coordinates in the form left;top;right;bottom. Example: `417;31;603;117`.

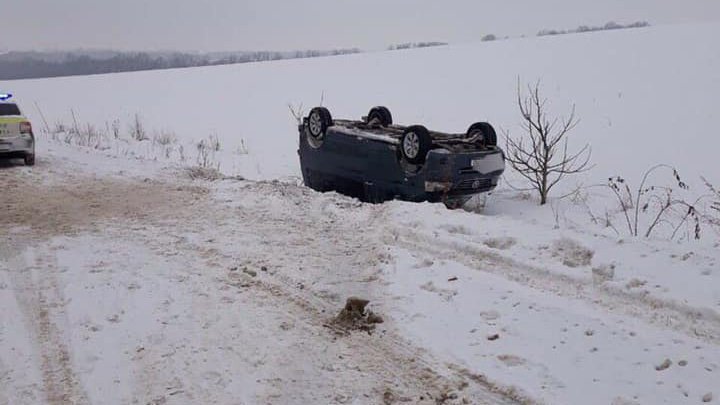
0;158;209;405
1;152;525;404
251;266;532;404
116;179;526;404
2;242;90;405
389;226;720;346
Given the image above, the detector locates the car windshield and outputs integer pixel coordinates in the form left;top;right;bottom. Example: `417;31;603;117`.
0;103;21;116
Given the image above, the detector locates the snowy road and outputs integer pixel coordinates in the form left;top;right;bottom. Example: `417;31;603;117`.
0;147;517;404
1;142;719;404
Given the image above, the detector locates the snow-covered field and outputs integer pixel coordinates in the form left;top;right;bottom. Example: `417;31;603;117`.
2;22;720;405
8;22;720;186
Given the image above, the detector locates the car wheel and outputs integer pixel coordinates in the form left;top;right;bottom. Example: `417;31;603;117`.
24;153;35;166
467;122;497;146
367;106;392;127
400;125;432;164
307;107;333;140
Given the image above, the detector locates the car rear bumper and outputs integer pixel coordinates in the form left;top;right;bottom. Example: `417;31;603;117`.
0;134;34;155
424;177;499;194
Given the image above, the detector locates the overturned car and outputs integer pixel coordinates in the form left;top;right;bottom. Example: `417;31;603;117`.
298;106;505;208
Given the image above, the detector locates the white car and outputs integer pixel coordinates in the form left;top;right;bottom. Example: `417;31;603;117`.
0;97;35;166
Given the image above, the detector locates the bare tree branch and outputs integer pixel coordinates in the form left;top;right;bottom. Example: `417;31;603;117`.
505;79;592;204
608;166;702;239
288;102;305;125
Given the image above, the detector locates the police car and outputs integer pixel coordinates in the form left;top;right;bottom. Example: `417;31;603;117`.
0;93;35;166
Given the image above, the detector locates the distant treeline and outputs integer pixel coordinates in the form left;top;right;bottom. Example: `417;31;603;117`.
478;20;650;44
537;21;650;37
387;42;448;51
0;48;362;80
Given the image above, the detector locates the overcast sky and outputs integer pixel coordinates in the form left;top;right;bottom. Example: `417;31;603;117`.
5;0;720;52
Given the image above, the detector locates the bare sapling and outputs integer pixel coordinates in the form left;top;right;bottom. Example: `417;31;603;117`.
288;102;305;125
129;113;148;141
33;102;52;134
504;80;592;205
111;119;121;139
196;133;221;169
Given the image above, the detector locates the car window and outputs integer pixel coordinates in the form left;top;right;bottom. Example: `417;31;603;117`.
0;103;22;116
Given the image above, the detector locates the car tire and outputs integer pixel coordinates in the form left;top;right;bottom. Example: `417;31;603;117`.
24;153;35;166
400;125;432;164
307;107;333;140
467;122;497;146
367;106;392;127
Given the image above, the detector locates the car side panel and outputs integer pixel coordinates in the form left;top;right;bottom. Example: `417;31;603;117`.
299;125;505;204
